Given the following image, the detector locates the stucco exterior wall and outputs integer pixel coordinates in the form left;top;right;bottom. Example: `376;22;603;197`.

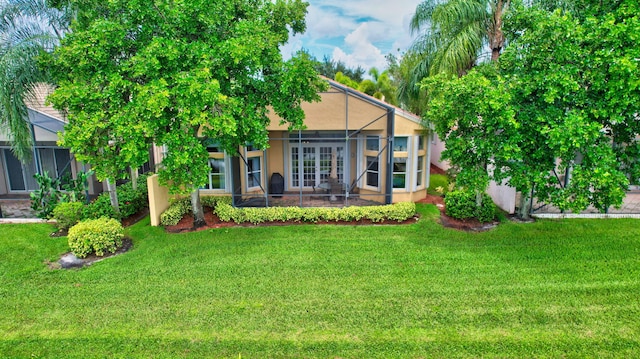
487;180;517;214
430;132;450;171
148;174;171;226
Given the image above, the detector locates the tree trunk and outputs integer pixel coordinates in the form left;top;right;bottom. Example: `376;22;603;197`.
475;189;483;208
518;189;532;220
130;167;138;191
106;178;120;215
191;188;206;228
490;0;508;62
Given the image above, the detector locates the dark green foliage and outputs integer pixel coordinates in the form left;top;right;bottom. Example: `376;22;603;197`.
67;217;124;258
30;170;90;219
445;190;495;222
52;201;84;230
83;175;149;220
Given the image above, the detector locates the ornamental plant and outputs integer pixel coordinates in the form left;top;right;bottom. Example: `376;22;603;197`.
68;218;124;258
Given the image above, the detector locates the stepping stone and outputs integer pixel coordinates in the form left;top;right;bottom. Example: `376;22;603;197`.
59;253;85;269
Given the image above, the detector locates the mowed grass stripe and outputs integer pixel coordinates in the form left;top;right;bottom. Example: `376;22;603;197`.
1;204;639;357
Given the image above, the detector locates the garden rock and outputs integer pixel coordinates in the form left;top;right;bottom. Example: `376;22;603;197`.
59;253;84;269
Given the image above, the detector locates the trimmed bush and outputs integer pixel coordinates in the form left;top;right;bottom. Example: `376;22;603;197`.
68;218;124;258
445;190;495;223
52;202;84;230
213;201;416;225
159;196;233;226
160;198;192;226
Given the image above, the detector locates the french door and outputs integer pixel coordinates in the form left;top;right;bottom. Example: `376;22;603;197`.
290;144;344;189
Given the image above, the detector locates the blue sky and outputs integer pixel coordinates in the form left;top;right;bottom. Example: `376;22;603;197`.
281;0;423;71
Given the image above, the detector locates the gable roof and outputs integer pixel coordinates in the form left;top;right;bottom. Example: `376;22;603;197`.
322;77;422;124
24;84;66;134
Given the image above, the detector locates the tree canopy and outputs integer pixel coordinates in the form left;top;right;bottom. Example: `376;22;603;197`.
48;0;327;225
0;0;71;161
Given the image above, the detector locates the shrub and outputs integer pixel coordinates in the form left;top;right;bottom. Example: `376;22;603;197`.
159;196;233;226
428;174;450;196
52;202;84;230
83;175;150;220
160;198;192;226
213;201;416;224
83;194;117;220
445;190;495;223
68;218;124;258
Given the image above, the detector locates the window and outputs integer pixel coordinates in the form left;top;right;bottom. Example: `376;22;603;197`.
366;156;379;187
247;156;262;189
416;155;425;187
204;157;225;190
394;137;408;152
418;135;426;151
393;157;407;189
202;144;226;191
366;136;379;151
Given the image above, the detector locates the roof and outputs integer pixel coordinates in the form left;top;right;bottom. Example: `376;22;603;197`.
321;76;423;124
24;84;66;134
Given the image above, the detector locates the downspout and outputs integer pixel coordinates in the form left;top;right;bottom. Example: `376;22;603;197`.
385;108;395;204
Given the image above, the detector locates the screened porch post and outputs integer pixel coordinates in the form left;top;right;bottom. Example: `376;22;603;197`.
344;83;350;206
298;129;303;207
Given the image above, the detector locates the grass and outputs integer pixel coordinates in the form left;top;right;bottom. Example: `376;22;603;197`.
428;174;449;195
1;204;639;358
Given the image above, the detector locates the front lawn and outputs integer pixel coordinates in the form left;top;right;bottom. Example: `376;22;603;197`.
1;204;639;358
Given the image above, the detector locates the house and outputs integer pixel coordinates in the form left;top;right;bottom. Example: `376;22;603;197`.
147;78;432;225
0;85;106;197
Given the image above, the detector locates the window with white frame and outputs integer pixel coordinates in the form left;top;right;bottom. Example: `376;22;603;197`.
394;136;408;152
362;135;381;190
366;156;379;187
416;155;425;187
393;157;408;189
247;156;262;189
202;145;226;191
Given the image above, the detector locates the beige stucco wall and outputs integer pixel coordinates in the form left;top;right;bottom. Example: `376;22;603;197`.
430;133;450;171
267;87;389;132
148;174;171;226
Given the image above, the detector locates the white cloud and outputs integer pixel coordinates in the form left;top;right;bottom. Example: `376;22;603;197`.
332;22;388;70
281;0;423;70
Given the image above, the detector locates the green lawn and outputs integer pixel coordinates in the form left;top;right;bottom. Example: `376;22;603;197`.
1;204;639;358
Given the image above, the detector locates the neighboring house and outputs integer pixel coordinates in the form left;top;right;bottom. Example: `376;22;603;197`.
0;85;104;196
148;78;431;225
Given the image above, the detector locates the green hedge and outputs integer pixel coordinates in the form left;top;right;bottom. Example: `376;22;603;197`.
160;196;232;226
214;201;416;225
445;190;495;223
68;218;124;258
83;174;150;220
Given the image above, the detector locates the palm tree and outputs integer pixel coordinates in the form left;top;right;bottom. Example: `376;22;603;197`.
0;0;71;162
358;68;398;106
409;0;510;78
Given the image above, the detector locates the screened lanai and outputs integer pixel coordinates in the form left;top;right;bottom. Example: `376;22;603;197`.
216;78;431;208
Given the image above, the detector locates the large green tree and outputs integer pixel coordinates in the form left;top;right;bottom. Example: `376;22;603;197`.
499;3;635;214
423;65;520;207
0;0;71;162
49;0;326;227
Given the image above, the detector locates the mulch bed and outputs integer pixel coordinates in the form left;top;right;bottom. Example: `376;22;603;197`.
165;206;421;233
417;194;498;232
